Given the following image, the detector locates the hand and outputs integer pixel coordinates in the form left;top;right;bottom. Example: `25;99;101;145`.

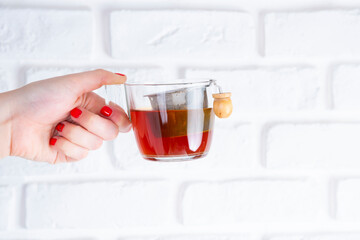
0;69;131;163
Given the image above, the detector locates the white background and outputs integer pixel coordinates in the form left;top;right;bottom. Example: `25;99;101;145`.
1;0;360;239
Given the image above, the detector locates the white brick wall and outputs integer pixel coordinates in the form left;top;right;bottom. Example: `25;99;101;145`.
265;10;360;57
2;0;360;239
25;181;175;228
110;10;255;59
336;179;360;221
332;64;360;110
118;236;252;240
0;186;13;230
182;179;326;225
0;8;92;59
186;67;320;112
267;235;360;240
266;123;360;169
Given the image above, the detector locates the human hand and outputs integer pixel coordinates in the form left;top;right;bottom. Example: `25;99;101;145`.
0;69;131;163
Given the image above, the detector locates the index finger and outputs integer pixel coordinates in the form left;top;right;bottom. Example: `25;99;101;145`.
58;69;127;95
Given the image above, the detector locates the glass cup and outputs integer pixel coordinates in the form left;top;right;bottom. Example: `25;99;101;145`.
124;79;217;161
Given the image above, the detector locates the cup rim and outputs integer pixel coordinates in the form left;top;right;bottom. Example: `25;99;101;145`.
124;78;214;86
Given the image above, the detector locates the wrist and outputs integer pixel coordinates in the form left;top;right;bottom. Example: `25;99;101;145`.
0;91;13;159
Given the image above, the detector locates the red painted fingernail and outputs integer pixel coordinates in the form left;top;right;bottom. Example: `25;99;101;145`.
100;106;113;117
115;73;125;76
70;108;82;118
49;138;57;146
55;123;64;132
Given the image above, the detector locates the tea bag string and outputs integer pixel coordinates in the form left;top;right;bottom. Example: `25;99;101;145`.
209;79;223;94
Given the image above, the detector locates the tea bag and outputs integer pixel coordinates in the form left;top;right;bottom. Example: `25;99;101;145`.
146;86;209;110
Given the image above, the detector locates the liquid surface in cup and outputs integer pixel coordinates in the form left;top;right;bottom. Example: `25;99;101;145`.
130;108;214;161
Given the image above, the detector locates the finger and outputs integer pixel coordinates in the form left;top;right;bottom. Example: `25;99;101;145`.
80;92;106;113
53;69;126;95
100;103;131;133
77;92;131;132
55;122;103;150
49;137;88;161
69;107;119;140
75;92;131;132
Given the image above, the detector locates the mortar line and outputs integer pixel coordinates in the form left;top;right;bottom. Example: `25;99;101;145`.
329;178;338;219
91;4;110;60
255;121;268;168
7;170;359;184
174;181;186;225
319;63;334;110
5;57;360;69
6;184;25;230
326;63;336;110
256;10;265;57
2;223;360;238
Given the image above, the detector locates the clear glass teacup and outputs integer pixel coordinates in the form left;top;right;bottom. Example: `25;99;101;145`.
124;79;218;162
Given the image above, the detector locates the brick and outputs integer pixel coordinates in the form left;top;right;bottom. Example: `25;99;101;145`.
110;10;255;59
337;179;360;221
25;181;174;228
0;8;92;59
268;234;360;240
113;122;254;170
182;179;325;225
0;186;14;230
119;236;252;240
118;238;159;240
186;67;320;112
0;69;9;93
332;64;360;110
266;124;360;169
0;145;113;176
265;10;360;57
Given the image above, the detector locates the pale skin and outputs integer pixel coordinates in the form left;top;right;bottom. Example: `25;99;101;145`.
0;69;131;163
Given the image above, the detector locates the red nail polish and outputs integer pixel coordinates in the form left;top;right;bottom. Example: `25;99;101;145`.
49;138;57;146
100;106;113;117
70;108;82;118
115;73;125;76
56;123;64;132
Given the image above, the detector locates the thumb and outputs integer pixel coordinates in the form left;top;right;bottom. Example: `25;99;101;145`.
57;69;126;95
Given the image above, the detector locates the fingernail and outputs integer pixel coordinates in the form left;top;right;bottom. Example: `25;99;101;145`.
70;108;82;118
55;123;64;132
115;73;125;76
100;106;113;117
49;138;57;146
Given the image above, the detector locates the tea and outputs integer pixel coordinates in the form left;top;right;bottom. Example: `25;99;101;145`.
130;108;215;161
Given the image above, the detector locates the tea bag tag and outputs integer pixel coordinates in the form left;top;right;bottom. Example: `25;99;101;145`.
212;92;233;118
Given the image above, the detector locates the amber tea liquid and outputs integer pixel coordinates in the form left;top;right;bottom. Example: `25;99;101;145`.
130;108;215;161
